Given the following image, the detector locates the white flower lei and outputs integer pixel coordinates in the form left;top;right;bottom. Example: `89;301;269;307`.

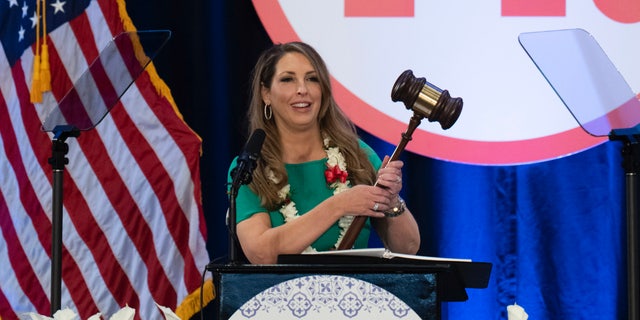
270;137;354;253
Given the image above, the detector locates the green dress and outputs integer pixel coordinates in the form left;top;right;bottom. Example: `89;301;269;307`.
228;140;382;251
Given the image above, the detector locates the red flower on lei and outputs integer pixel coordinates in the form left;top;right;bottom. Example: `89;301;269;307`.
325;164;348;184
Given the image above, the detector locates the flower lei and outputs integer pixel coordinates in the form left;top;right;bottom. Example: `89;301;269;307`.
270;137;354;253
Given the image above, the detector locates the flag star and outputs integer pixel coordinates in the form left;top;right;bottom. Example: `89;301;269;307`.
21;1;28;17
30;11;38;28
8;0;18;7
18;25;25;41
51;0;65;14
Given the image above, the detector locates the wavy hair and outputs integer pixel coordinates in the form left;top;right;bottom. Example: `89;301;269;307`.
246;42;376;210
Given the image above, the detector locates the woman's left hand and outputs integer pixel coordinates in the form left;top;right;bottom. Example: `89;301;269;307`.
375;156;404;202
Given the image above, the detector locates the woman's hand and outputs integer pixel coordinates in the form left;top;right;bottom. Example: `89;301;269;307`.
375;156;404;212
331;184;389;218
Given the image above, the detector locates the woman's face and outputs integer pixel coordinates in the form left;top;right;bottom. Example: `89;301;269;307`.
262;52;322;133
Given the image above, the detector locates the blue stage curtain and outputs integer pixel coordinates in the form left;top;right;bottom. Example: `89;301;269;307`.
361;130;626;319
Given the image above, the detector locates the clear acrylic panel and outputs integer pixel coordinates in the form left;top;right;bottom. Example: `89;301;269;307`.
42;30;171;132
519;28;640;137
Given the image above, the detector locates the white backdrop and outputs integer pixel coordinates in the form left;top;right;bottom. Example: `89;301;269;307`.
253;0;640;164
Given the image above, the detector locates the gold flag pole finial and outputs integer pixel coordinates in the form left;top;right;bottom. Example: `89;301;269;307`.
40;0;51;92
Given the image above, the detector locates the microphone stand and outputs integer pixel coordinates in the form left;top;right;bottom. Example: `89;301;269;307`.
224;129;264;265
227;185;242;265
226;159;255;265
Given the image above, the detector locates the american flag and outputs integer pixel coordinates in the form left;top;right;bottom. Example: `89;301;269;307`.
0;0;210;319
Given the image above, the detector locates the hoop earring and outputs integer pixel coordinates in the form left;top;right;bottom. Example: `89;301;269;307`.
264;104;272;120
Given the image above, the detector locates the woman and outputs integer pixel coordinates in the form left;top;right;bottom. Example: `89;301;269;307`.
228;42;420;264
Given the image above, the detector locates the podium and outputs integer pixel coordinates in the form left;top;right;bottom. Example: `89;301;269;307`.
209;254;491;319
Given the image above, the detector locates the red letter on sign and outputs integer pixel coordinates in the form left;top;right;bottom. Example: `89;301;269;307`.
345;0;414;17
501;0;565;16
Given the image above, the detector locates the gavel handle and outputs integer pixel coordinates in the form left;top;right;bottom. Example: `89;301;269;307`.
337;114;423;250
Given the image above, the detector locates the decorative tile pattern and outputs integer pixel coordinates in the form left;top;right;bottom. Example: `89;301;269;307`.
230;275;420;319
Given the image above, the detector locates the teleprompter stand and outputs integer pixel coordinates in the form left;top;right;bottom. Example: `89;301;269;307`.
609;128;640;320
519;28;640;320
40;30;171;315
47;125;80;314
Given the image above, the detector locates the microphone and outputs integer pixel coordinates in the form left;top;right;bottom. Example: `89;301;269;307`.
231;129;266;189
227;129;265;264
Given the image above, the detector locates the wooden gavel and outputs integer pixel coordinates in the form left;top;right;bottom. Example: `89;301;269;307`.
337;69;463;250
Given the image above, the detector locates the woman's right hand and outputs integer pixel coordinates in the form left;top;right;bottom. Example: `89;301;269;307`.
331;184;389;218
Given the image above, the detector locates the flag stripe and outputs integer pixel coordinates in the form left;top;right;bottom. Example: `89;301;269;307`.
108;97;192;278
69;11;100;66
113;81;199;299
0;217;47;311
2;52;54;279
120;74;202;290
56;11;104;130
78;124;179;306
60;140;143;313
58;249;99;319
0;210;24;320
0;58;57;318
0;93;50;315
97;0;125;38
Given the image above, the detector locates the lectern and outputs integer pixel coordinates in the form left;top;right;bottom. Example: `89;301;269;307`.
209;254;491;319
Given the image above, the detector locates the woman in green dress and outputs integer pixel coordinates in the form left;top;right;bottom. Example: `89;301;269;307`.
229;41;420;264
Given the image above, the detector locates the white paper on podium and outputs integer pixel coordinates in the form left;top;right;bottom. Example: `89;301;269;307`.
306;248;472;263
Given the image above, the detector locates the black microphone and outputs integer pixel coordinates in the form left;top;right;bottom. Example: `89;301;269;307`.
227;129;265;265
231;129;266;189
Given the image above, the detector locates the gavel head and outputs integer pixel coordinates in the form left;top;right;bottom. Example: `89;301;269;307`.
391;69;463;129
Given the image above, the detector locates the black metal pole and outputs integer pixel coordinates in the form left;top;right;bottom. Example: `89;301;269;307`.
50;167;63;315
610;130;640;320
621;141;640;320
626;170;639;320
227;187;240;265
48;126;79;316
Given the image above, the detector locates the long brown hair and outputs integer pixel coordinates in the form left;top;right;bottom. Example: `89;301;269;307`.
246;42;376;210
